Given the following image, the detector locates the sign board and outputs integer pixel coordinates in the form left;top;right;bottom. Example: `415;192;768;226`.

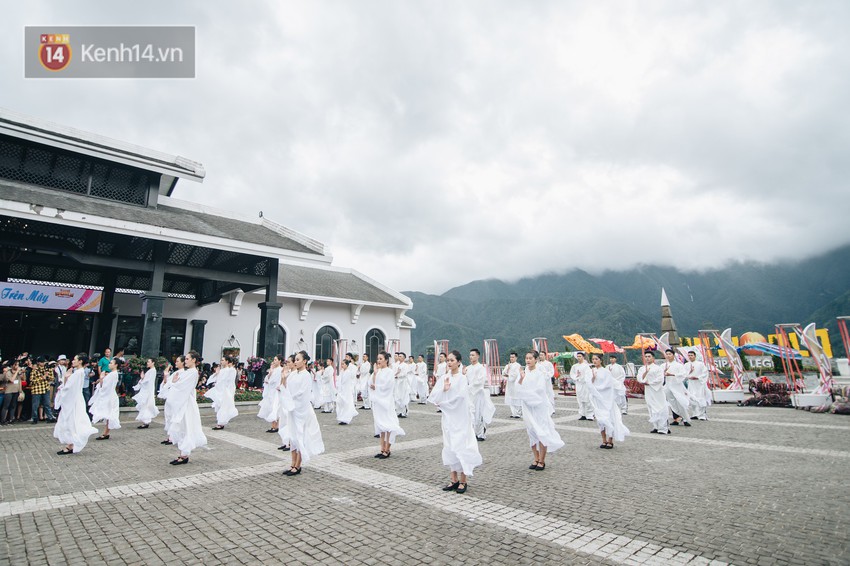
0;282;102;312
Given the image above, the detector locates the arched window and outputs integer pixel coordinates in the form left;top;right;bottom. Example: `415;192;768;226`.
314;325;339;362
365;328;386;364
256;324;286;357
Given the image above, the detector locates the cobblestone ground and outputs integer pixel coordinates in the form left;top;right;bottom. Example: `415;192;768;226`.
1;395;848;565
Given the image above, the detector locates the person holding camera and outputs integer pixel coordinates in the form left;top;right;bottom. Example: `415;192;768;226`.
1;361;23;424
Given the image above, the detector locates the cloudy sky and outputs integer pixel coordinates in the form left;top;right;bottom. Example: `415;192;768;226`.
3;1;849;294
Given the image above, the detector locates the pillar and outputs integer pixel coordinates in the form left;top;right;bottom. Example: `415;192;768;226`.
190;319;208;356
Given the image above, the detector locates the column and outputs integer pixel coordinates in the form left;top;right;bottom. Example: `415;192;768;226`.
190;319;208;356
140;292;168;359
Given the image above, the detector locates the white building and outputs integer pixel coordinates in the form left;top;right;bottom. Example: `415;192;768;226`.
0;108;414;366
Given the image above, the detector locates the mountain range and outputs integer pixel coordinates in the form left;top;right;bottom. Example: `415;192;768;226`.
404;244;850;359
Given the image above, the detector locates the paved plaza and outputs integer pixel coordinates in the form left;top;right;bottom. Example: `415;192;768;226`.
1;394;848;566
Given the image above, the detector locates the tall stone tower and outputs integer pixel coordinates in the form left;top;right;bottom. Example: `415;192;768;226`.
660;287;680;347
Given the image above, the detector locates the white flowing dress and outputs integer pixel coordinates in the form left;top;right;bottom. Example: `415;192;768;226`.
258;367;282;422
280;369;325;464
276;370;291;447
133;367;160;425
502;362;522;416
393;363;411;415
571;361;595;419
371;367;405;444
686;360;711;418
165;367;208;457
428;369;483;476
53;368;98;452
335;366;359;424
513;367;565;452
467;363;495;437
320;366;336;409
204;366;239;426
609;363;628;413
89;370;121;430
587;367;631;442
663;361;690;421
158;369;179;433
637;363;669;432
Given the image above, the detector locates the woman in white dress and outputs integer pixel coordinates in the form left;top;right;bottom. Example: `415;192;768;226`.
89;357;121;440
370;351;405;459
513;350;565;471
206;356;239;430
158;358;181;445
54;353;98;454
587;354;630;449
258;355;283;432
280;351;325;476
320;358;336;413
165;351;207;465
133;357;160;429
276;355;295;451
335;358;359;425
427;350;482;494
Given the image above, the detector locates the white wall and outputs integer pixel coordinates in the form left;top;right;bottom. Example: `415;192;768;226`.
111;291;410;361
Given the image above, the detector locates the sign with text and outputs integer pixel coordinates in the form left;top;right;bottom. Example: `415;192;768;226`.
25;26;195;78
0;282;102;312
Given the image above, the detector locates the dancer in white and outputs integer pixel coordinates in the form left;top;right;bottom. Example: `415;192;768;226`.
258;355;283;432
637;351;670;434
206;356;239;430
280;351;325;476
335;358;359;424
608;355;628;415
571;352;595;421
406;356;418;401
358;354;372;410
428;350;482;494
663;349;691;427
320;359;336;413
158;358;181;446
310;362;323;410
414;354;429;404
89;357;121;440
502;352;523;418
165;351;207;465
394;352;412;418
514;350;565;471
132;357;159;429
587;354;630;449
370;351;405;459
537;352;556;414
466;348;495;441
685;351;711;420
276;355;296;452
54;353;98;455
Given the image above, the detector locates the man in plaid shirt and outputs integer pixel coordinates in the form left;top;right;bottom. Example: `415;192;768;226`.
29;357;56;424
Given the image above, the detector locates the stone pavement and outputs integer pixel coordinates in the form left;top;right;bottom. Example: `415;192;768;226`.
1;395;848;565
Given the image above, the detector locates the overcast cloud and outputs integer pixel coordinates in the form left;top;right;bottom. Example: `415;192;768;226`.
3;1;849;294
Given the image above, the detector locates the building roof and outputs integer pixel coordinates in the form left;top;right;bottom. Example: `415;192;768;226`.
1;181;328;260
0;108;204;192
278;264;412;308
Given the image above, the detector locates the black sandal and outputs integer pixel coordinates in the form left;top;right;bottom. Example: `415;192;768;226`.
57;448;73;455
604;443;614;449
212;425;225;430
137;424;149;429
169;457;189;465
442;481;460;491
535;463;546;471
161;439;173;445
278;445;290;451
456;483;468;494
95;434;110;440
528;461;539;470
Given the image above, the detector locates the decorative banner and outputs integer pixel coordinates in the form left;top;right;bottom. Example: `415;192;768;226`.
562;333;603;354
589;338;624;353
624;335;656;350
0;282;102;312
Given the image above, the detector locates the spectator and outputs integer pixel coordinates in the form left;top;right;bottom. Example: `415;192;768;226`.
29;356;56;423
1;360;22;424
98;348;112;377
